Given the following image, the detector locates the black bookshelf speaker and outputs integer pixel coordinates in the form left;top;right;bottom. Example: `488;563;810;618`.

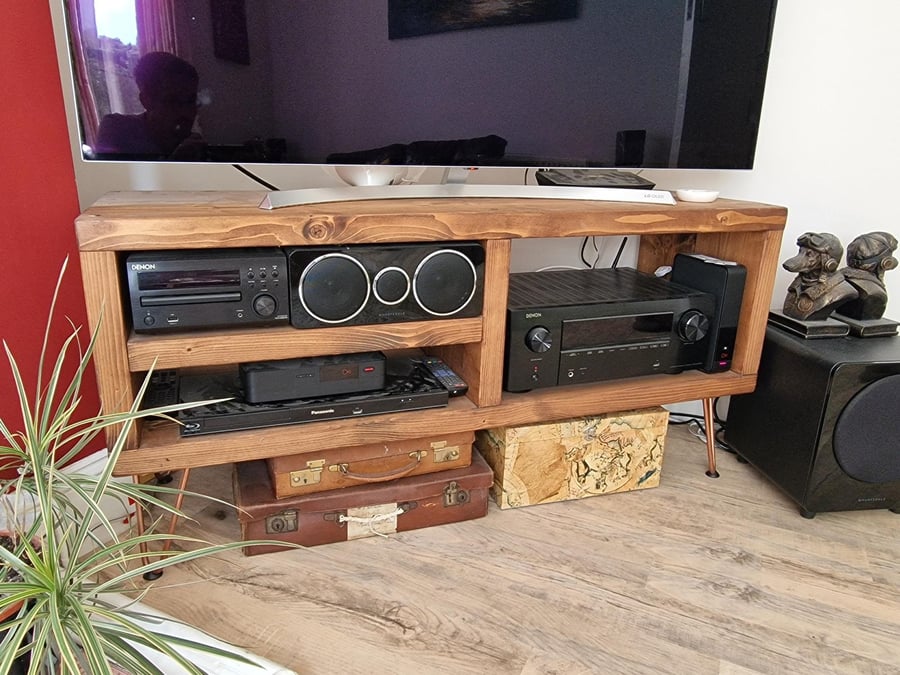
286;242;484;328
671;253;746;373
725;325;900;517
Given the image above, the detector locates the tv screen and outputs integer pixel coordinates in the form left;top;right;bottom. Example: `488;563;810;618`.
61;0;777;172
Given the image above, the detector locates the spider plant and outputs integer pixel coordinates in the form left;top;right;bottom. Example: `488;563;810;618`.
0;259;293;674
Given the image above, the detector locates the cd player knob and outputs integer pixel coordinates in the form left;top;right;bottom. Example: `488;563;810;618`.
253;294;277;317
677;310;710;342
525;326;553;353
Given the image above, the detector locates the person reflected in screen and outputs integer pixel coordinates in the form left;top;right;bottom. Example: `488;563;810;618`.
95;51;206;159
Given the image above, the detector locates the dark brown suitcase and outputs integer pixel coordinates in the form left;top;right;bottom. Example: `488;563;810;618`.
265;431;474;498
235;450;493;555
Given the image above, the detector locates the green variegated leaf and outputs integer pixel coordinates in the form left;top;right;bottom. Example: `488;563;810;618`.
1;259;300;673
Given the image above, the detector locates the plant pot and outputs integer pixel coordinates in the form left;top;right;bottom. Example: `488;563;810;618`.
0;598;24;623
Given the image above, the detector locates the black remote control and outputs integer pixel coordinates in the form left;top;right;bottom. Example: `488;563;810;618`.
418;357;468;397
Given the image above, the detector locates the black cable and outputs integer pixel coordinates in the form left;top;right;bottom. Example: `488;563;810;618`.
611;236;628;268
668;413;705;425
232;164;280;191
716;427;738;455
580;237;592;267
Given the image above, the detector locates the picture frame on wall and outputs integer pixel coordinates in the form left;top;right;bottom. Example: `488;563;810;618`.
388;0;579;40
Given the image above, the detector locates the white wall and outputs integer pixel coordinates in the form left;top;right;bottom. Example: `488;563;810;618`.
53;0;900;318
642;0;900;319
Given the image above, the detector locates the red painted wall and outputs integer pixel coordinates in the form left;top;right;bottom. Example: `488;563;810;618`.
0;4;102;463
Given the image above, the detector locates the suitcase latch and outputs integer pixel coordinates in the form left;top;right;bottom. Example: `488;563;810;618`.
290;459;326;487
431;441;461;464
265;510;298;534
443;481;470;507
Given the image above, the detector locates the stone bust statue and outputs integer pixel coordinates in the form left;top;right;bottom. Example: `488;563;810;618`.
782;232;858;321
837;231;898;320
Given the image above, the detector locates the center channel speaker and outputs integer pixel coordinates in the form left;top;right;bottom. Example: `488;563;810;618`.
725;325;900;517
286;242;484;328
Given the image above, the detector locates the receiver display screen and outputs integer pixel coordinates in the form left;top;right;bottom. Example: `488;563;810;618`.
562;313;673;350
137;269;240;291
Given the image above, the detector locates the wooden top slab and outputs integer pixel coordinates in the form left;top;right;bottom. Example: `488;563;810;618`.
75;190;787;251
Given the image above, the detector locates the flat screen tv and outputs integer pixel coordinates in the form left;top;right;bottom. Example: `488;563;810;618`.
58;0;777;187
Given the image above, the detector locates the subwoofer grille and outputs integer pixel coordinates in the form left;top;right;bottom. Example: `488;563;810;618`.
833;373;900;483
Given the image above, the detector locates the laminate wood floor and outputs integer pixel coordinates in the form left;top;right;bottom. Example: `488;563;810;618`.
138;425;900;675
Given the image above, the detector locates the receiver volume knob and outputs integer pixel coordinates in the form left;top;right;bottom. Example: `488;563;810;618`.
525;326;552;353
677;310;710;342
253;294;277;317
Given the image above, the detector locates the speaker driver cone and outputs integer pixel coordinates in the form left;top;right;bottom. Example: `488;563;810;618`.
833;373;900;483
299;253;370;323
373;267;410;305
413;249;477;316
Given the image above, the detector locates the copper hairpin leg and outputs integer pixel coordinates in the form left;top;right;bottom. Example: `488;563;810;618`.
134;468;192;581
702;397;720;478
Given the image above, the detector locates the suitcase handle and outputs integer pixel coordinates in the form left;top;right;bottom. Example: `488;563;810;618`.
334;451;424;483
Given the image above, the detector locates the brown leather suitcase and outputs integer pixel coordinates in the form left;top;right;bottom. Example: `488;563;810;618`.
265;431;474;498
235;449;493;555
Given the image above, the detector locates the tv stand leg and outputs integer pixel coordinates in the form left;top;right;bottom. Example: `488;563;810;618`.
138;468;192;581
702;397;720;478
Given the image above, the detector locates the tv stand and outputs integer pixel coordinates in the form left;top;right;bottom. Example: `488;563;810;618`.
259;183;677;209
75;191;785;480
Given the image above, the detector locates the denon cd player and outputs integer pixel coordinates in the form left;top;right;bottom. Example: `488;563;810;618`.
125;248;289;332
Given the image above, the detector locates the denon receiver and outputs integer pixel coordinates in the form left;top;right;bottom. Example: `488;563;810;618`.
125;249;290;332
504;268;716;392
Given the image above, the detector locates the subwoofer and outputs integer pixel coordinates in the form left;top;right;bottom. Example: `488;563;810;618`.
286;242;484;328
725;325;900;517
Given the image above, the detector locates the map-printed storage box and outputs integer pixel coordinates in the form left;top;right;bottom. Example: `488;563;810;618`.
475;407;669;509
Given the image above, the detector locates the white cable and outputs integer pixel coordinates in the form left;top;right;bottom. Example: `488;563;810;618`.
534;264;581;272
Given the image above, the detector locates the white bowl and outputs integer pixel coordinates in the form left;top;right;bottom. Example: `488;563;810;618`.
335;165;406;187
675;189;720;203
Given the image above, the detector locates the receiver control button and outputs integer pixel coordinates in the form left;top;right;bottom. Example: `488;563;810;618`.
525;326;552;353
253;294;277;317
677;310;709;342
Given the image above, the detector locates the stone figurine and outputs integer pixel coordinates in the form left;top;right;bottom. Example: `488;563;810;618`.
782;232;858;321
836;231;898;321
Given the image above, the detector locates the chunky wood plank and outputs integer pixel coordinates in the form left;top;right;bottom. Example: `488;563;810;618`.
127;318;482;371
433;238;511;407
79;250;140;447
135;425;900;675
76;193;787;251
